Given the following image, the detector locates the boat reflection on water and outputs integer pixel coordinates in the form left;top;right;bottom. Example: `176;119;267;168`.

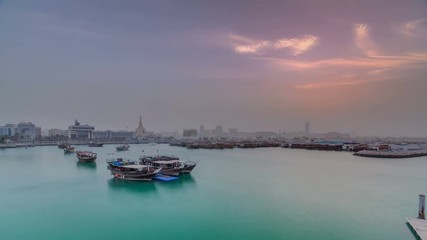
76;161;97;170
177;174;196;184
107;178;157;194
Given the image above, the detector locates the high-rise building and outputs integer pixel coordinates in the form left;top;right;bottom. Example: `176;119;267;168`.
228;128;238;136
36;127;42;138
199;125;205;136
17;122;37;139
0;124;16;137
134;116;146;138
183;129;197;137
68;119;95;139
213;126;223;136
0;126;9;137
305;122;310;135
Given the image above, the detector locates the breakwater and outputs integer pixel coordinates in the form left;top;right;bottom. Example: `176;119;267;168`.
354;150;427;158
171;140;427;159
171;140;354;151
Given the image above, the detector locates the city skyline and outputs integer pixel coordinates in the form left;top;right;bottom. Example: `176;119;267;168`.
1;0;427;137
1;117;425;139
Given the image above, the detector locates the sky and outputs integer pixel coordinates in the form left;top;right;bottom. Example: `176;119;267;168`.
1;0;427;137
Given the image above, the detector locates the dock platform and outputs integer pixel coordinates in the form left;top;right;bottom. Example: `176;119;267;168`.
153;174;178;182
407;218;427;239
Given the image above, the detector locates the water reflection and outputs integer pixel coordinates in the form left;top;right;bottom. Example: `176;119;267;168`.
76;161;97;170
178;174;196;185
107;178;157;194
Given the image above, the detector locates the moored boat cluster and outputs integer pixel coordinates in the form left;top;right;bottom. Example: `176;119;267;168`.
57;142;197;182
107;155;197;181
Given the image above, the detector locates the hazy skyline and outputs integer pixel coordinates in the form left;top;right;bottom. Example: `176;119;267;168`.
1;0;427;136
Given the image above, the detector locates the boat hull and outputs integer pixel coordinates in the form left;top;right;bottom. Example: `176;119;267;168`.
108;166;158;181
88;143;103;147
159;168;181;177
116;144;130;151
112;174;154;181
76;151;97;162
77;157;97;162
180;164;196;174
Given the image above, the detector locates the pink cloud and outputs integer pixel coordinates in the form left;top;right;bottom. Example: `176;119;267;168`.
274;35;319;56
354;24;378;56
230;33;318;55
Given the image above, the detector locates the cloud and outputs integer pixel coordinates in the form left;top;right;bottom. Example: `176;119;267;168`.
230;33;318;55
260;52;427;70
252;23;427;71
234;41;270;54
400;19;427;37
341;74;356;78
369;68;389;74
274;35;318;56
354;24;378;56
214;22;427;76
294;78;386;89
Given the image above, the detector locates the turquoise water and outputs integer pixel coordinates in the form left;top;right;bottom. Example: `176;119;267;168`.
0;144;425;240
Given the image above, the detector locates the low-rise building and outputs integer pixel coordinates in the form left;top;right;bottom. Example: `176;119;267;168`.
93;130;134;140
48;129;68;137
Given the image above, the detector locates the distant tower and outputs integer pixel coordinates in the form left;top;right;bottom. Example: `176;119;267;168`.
305;122;310;135
134;116;146;138
199;125;205;137
75;118;80;126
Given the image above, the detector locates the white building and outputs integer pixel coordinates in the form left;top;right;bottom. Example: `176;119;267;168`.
68;119;95;139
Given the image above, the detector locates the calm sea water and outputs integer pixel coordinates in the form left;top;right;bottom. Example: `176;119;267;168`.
0;144;425;240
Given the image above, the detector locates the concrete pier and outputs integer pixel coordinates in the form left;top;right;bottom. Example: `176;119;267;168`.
407;194;427;239
354;150;427;158
407;218;427;240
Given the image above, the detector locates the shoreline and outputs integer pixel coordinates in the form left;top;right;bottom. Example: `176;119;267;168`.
2;141;427;159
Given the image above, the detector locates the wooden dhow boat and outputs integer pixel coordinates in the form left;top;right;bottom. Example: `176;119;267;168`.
76;151;97;162
64;146;76;154
180;160;197;174
58;143;70;149
88;142;104;147
140;155;197;175
116;144;130;151
107;158;161;181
